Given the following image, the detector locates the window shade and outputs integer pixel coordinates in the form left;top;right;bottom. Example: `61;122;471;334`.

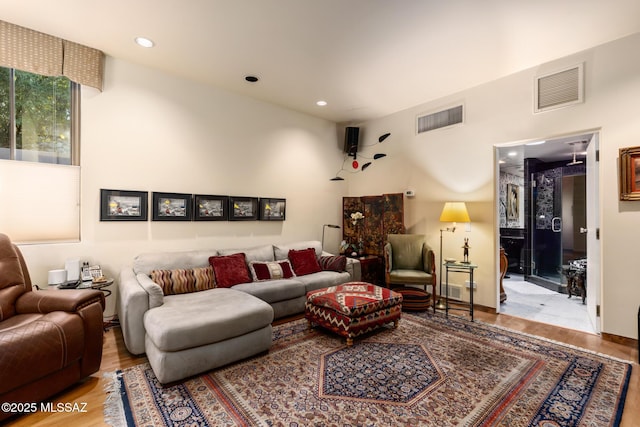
0;160;80;243
0;20;104;91
62;40;105;90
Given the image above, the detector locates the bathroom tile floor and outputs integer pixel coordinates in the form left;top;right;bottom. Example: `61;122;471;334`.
500;274;597;335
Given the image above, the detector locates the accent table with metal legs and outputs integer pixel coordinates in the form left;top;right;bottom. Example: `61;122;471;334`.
445;262;478;321
77;278;114;297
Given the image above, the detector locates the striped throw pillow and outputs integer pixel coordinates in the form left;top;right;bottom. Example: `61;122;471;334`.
151;266;215;295
318;255;347;272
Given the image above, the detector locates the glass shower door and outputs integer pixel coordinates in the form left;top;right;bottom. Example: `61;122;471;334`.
531;169;563;284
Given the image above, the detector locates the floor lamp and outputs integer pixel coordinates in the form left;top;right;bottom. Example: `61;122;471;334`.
322;224;341;250
436;202;470;310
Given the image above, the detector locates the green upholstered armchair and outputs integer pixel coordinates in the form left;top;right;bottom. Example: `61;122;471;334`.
383;234;437;296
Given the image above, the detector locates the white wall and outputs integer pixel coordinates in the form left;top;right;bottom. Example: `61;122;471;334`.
14;34;640;339
345;33;640;339
17;57;346;317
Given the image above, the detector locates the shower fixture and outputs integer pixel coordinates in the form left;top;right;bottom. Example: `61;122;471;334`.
566;140;586;166
567;151;583;166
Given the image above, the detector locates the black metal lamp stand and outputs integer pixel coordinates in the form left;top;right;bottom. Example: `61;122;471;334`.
436;225;456;310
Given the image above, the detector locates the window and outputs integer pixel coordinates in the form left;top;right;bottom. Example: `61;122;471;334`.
0;66;80;243
0;66;78;164
0;20;102;243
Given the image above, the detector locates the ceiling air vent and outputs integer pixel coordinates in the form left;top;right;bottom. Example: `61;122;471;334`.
535;64;583;113
416;104;463;134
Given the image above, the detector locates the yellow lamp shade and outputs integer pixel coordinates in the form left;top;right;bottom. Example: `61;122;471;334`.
439;202;470;223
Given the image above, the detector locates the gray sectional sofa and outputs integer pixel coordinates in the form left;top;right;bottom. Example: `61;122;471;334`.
117;240;360;383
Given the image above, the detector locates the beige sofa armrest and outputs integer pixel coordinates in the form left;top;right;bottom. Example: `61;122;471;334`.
136;273;164;308
345;257;361;281
118;267;162;355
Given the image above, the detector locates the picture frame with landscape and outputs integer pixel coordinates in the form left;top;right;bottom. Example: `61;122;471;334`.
229;196;259;221
100;189;148;221
259;198;286;221
194;194;228;221
152;192;193;221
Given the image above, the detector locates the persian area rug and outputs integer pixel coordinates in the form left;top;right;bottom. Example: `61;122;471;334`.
105;313;631;426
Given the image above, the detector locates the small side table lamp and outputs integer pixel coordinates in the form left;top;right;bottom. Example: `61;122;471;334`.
436;202;470;310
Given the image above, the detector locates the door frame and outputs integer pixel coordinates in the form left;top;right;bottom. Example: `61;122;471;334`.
494;130;601;334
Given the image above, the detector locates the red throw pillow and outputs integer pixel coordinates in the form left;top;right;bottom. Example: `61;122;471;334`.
288;248;321;276
208;253;251;288
249;260;296;281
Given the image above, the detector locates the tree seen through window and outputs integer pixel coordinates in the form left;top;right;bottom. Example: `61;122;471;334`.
0;67;72;164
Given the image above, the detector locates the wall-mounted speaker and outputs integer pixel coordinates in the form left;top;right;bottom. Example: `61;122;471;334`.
343;127;360;157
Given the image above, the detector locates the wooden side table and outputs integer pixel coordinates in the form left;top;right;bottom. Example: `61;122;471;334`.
358;255;384;286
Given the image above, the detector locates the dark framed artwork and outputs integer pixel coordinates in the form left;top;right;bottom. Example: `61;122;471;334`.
506;184;519;220
152;192;193;221
259;198;286;221
229;196;259;221
619;146;640;201
100;189;148;221
194;194;228;221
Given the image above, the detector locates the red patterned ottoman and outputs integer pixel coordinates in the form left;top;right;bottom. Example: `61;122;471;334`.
305;282;403;346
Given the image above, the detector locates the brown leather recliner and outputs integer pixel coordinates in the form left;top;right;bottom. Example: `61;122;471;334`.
0;233;105;421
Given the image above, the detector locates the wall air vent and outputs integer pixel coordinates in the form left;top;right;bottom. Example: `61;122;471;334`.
447;284;462;301
535;64;583;113
416;104;463;134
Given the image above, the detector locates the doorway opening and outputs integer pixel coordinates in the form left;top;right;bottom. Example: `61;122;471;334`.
496;131;600;334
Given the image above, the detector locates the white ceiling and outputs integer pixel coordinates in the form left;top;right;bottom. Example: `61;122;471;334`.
2;0;640;124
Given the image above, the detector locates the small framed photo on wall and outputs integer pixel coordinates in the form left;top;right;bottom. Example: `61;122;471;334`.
229;196;259;221
619;146;640;201
152;192;193;221
259;198;286;221
194;195;228;221
100;189;148;221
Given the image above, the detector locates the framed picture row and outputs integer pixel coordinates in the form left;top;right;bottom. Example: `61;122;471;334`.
100;189;286;222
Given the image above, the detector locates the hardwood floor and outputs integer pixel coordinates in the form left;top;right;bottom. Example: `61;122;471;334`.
5;312;639;427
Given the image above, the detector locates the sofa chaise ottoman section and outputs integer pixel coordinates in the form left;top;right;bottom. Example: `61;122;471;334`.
143;288;274;383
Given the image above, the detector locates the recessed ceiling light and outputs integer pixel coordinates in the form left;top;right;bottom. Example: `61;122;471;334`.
316;100;328;106
508;151;517;157
135;37;154;48
245;75;259;83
